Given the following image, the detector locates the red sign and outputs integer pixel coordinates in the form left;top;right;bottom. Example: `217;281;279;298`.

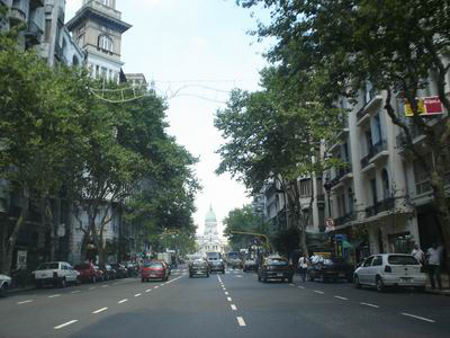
404;96;444;116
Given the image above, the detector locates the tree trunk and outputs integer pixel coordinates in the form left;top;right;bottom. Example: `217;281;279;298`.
1;190;29;275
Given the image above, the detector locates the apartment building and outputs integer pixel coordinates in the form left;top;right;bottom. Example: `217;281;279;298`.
325;74;449;258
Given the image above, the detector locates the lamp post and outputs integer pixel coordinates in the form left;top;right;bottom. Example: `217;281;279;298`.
324;176;332;223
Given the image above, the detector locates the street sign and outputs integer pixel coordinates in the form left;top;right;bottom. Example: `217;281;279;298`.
404;96;443;116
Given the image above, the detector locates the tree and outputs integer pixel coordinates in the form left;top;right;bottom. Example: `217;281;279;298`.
216;68;342;256
238;0;450;275
223;205;270;250
0;19;92;273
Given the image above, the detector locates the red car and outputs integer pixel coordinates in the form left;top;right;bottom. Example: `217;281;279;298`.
141;260;169;282
74;263;102;283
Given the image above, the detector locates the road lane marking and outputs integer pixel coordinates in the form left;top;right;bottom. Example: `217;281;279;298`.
334;296;348;301
71;291;81;294
134;293;141;297
237;317;246;327
118;299;128;304
102;285;109;288
49;294;61;298
89;287;96;290
231;304;237;311
289;283;295;286
154;286;159;289
145;289;152;293
227;297;232;302
54;320;78;330
360;302;379;308
298;286;305;289
92;307;108;314
225;291;229;295
313;290;324;294
236;275;243;278
218;275;223;283
17;300;33;305
401;313;435;323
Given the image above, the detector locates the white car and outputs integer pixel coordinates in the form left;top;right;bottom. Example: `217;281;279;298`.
353;254;427;292
33;261;79;288
0;274;12;296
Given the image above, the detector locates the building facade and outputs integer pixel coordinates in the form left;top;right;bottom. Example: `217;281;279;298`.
66;0;131;82
196;206;225;255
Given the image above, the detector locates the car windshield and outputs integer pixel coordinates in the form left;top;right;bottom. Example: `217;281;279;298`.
37;263;59;270
388;255;419;265
266;258;288;266
193;260;206;266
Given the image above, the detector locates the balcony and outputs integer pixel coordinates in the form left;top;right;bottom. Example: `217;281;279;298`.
327;164;352;189
360;140;388;169
30;0;44;9
9;5;27;25
356;92;383;125
24;19;43;46
336;212;356;226
365;197;395;217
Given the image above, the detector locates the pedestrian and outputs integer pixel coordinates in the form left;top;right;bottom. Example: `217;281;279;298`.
298;255;309;282
411;243;425;265
426;243;443;290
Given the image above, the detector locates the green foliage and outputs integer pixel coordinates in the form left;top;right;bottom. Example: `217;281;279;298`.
223;205;269;250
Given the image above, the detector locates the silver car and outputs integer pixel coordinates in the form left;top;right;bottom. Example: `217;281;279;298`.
353;254;427;292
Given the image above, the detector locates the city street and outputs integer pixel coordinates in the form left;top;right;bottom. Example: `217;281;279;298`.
1;267;449;338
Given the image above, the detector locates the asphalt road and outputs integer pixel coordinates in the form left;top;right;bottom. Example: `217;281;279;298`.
1;266;449;338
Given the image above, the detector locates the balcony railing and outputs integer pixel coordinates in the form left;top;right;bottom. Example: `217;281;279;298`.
357;89;381;121
336;212;356;226
360;139;388;168
365;197;395;217
328;164;352;188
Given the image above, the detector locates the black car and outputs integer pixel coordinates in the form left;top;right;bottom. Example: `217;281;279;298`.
189;259;209;278
308;256;353;282
258;256;294;283
111;264;128;278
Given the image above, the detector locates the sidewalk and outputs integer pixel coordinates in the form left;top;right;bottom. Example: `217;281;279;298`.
425;273;450;296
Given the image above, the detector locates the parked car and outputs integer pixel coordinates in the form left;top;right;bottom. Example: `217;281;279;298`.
94;265;105;281
126;262;139;277
308;256;354;282
141;260;170;282
74;263;101;283
111;264;128;278
33;261;79;288
243;257;258;272
189;259;209;278
100;264;117;280
0;274;12;297
258;256;294;283
353;254;427;292
206;252;225;274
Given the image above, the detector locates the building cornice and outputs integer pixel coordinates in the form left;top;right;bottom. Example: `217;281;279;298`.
66;6;131;33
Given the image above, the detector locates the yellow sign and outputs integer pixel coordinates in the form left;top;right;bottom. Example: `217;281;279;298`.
404;99;425;116
404;96;443;116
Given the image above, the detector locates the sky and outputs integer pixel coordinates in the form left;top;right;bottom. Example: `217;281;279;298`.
65;0;269;236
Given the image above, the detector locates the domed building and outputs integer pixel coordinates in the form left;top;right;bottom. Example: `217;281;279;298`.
196;205;225;255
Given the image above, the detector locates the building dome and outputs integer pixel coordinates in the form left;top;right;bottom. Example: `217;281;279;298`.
205;205;217;223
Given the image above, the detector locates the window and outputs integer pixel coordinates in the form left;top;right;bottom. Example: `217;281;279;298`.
299;179;312;197
381;169;390;199
98;35;113;52
372;256;382;266
44;19;52;42
348;188;354;214
363;257;374;267
370;178;377;205
95;65;100;78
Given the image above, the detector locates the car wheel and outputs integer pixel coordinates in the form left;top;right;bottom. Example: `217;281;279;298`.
91;276;96;284
222;269;225;274
354;275;361;289
258;274;261;282
59;278;66;288
189;274;193;278
375;276;385;292
206;273;209;278
288;276;293;283
263;276;267;283
416;286;426;293
141;278;145;283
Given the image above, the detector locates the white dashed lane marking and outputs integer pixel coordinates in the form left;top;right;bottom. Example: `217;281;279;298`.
313;290;324;295
334;296;348;301
54;320;78;330
401;313;435;323
71;290;81;294
298;285;305;289
134;293;141;297
237;317;246;327
145;289;151;293
118;299;128;304
360;302;379;308
225;291;229;295
17;300;33;305
102;285;109;288
92;307;108;314
89;287;96;290
49;294;61;298
227;297;232;302
231;304;237;311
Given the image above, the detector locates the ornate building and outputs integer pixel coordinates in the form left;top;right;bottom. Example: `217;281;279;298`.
196;205;225;255
66;0;131;82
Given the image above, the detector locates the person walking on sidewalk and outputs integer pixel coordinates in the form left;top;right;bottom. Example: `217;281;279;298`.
298;255;309;282
426;243;443;290
411;243;425;265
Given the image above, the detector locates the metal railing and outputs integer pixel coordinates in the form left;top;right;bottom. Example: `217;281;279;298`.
365;197;395;217
360;139;387;168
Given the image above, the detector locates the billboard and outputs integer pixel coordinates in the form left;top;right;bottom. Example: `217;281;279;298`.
404;96;443;116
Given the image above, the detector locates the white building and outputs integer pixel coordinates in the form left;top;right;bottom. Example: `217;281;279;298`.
196;206;226;255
